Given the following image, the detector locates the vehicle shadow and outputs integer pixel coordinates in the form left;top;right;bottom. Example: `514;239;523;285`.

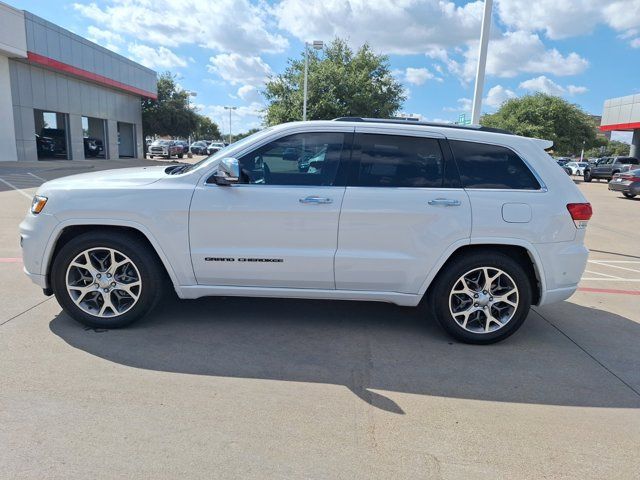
49;296;640;413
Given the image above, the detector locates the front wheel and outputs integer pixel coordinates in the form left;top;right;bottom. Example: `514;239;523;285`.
429;251;532;344
623;192;637;199
583;170;592;182
51;231;165;329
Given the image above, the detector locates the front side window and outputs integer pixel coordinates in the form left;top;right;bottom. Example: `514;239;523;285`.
237;132;346;186
449;140;541;190
355;134;444;187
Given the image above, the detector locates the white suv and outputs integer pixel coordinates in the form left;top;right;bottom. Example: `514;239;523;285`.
20;118;591;344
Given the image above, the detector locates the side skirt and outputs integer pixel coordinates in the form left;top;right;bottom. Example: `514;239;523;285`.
175;285;421;307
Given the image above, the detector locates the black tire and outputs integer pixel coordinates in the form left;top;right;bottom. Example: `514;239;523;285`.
148;155;154;159
623;192;637;199
178;153;184;159
583;170;592;182
51;231;165;329
429;251;532;344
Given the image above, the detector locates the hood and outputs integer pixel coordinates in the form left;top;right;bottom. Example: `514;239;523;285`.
38;166;169;193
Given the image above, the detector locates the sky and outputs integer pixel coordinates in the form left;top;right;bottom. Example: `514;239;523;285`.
9;0;640;142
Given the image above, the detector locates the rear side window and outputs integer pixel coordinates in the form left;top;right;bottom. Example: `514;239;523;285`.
449;140;541;190
355;134;444;187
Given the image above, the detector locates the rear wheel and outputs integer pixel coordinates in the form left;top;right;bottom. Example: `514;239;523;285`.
623;192;637;199
51;231;165;329
178;153;184;159
429;251;532;344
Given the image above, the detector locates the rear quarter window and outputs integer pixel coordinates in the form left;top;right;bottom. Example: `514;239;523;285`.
449;140;541;190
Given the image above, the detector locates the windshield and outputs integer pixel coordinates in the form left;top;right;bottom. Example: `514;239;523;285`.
152;140;169;146
178;128;272;174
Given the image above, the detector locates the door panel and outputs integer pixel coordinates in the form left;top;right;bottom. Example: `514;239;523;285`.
335;187;470;293
189;185;345;288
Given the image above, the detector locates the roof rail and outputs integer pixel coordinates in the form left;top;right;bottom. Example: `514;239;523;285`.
333;117;513;135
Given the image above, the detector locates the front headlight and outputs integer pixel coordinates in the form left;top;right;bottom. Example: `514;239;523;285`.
31;195;48;214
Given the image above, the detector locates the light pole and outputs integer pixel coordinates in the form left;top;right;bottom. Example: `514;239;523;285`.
224;106;237;144
303;40;323;121
186;91;197;143
470;0;493;125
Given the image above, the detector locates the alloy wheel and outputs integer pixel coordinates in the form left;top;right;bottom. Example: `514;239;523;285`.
65;247;142;318
448;267;519;334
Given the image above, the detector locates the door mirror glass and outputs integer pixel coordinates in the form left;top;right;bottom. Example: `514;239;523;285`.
212;157;239;185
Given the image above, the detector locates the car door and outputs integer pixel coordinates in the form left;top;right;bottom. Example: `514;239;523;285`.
334;129;471;293
595;157;613;177
189;129;352;289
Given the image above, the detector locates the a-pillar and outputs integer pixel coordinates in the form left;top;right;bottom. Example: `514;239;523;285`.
631;129;640;159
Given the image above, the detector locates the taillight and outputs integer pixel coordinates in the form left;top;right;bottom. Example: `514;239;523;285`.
567;203;592;229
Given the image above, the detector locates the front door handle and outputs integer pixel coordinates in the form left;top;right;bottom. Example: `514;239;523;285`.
428;198;461;207
299;196;333;205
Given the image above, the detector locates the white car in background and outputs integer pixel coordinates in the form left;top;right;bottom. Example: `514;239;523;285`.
565;161;588;175
20;118;591;344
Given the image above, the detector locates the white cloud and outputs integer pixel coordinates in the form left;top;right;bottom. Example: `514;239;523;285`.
73;0;288;54
86;25;123;48
631;38;640;48
237;85;263;103
519;75;588;96
443;97;472;112
483;85;516;108
128;44;187;69
273;0;485;54
449;31;589;82
496;0;640;47
208;54;272;87
403;67;436;85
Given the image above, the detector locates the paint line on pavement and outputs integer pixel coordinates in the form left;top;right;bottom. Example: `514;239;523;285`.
589;261;640;274
0;257;23;263
27;172;47;182
578;287;640;296
0;176;33;199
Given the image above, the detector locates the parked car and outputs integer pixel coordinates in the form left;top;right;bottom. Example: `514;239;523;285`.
584;156;640;182
20;118;591;344
565;161;588;176
35;134;55;157
40;128;67;156
207;142;226;155
190;141;209;155
147;140;183;159
555;157;571;166
83;137;104;158
174;141;189;155
608;169;640;199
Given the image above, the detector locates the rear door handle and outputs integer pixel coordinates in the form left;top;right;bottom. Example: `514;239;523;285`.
299;196;333;205
428;198;461;207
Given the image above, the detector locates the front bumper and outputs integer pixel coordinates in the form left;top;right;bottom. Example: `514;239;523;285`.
19;212;60;289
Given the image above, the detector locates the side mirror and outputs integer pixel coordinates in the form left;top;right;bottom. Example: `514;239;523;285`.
212;157;240;185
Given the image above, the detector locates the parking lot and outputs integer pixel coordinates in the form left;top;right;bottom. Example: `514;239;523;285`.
1;161;638;479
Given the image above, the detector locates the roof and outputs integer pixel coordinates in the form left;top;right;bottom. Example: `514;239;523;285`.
333;117;514;135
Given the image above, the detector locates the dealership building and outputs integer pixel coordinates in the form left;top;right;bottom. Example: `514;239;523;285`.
0;2;157;162
600;94;640;158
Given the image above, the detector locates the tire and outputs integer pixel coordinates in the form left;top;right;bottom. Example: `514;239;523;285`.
178;153;184;159
583;170;592;182
51;231;165;329
429;251;532;344
623;192;637;199
148;155;154;159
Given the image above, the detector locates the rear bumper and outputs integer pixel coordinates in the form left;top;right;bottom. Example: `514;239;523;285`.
534;240;589;306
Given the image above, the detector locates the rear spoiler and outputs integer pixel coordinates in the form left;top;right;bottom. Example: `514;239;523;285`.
532;138;554;150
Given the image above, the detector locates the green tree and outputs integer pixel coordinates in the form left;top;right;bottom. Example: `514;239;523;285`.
264;38;406;125
142;72;198;139
233;128;262;141
585;139;631;157
193;115;221;140
480;93;597;155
